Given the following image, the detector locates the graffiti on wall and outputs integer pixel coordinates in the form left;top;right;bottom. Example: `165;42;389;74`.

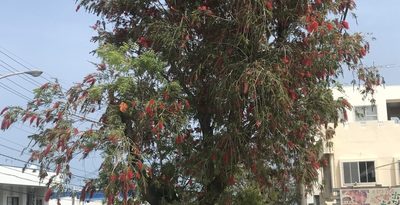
341;188;400;205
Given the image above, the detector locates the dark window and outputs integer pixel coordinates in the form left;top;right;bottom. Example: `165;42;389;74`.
7;197;19;205
354;106;377;121
343;161;376;184
36;199;43;205
386;101;400;120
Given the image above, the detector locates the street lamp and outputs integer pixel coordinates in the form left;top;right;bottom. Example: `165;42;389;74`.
0;70;43;80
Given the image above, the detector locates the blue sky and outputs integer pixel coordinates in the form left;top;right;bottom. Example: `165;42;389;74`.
0;0;399;185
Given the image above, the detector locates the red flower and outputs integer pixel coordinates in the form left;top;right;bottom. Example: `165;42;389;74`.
282;56;290;64
175;135;184;144
302;58;313;67
326;23;334;31
288;141;295;149
137;161;143;170
251;163;257;174
288;89;298;101
342;20;349;29
360;48;367;56
157;121;164;130
138;36;151;48
265;1;273;10
45;189;52;202
109;174;117;182
312;161;320;169
307;20;319;33
197;5;208;11
315;0;322;5
305;71;312;78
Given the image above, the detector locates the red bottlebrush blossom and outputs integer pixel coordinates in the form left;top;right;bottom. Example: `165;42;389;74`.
251;163;257;174
119;173;126;182
307;20;319;33
242;82;249;95
255;120;262;128
312;161;320;169
157;121;164;130
145;105;153;116
282;56;290;64
288;140;295;149
197;5;208;11
56;163;62;175
45;189;52;202
341;98;351;108
137;160;143;170
302;58;312;67
175;135;184;144
342;20;349;29
326;22;334;31
127;169;134;180
0;107;8;115
288;89;298;101
265;1;273;10
110;174;117;182
360;48;367;56
138;36;151;48
185;100;190;109
343;110;348;121
43;144;52;156
305;71;312;78
107;194;114;205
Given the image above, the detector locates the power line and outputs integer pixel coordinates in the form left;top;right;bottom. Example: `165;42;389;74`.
0;152;89;181
0;48;52;82
0;58;42;87
0;45;73;89
0;81;31;100
0;143;29;156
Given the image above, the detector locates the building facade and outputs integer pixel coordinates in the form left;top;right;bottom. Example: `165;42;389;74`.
0;165;50;205
319;86;400;205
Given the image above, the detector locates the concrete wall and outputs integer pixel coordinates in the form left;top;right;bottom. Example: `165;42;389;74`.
0;184;47;205
331;86;400;189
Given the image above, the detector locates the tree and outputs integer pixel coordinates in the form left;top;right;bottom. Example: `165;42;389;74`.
1;0;381;204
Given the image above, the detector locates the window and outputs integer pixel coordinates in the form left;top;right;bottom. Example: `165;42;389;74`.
343;161;376;184
36;199;43;205
7;197;19;205
354;105;377;121
386;101;400;120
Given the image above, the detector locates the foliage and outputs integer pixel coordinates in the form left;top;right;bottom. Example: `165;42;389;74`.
1;0;381;204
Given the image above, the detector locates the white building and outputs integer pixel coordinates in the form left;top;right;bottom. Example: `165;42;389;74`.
314;86;400;205
0;165;51;205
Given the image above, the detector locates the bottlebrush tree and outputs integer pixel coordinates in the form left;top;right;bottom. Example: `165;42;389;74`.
1;0;381;204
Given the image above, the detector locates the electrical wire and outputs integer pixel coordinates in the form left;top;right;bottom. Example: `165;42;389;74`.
0;81;31;100
0;165;84;188
0;45;71;88
0;152;89;181
0;58;42;87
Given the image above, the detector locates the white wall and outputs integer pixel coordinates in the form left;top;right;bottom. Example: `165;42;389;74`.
331;86;400;189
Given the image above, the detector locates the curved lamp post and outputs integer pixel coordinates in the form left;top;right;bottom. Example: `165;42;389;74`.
0;70;43;80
